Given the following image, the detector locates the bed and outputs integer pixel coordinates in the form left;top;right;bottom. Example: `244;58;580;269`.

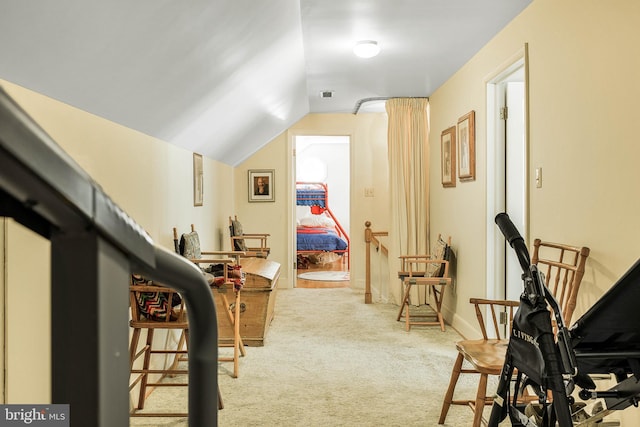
296;182;349;266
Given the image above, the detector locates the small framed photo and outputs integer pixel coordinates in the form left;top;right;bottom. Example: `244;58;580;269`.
458;110;476;181
248;169;275;202
441;126;456;187
193;153;203;206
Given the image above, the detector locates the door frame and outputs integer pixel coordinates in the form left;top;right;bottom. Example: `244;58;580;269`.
287;130;353;288
485;44;530;300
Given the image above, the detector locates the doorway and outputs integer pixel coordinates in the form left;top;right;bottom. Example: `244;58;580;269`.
294;135;350;288
486;48;528;302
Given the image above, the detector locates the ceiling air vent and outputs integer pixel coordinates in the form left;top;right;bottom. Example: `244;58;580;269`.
319;90;334;99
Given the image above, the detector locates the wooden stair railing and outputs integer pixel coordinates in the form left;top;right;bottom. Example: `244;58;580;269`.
364;221;388;304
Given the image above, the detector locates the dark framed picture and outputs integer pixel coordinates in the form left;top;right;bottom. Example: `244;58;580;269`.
441;126;456;188
458;110;476;181
248;169;274;202
193;153;203;206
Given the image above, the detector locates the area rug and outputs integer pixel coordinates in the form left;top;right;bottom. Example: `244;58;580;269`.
297;270;350;281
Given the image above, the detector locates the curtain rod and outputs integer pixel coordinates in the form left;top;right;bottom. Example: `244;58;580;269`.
352;96;429;115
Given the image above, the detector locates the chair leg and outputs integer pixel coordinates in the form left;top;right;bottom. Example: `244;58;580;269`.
221;293;246;355
405;286;411;331
137;329;154;409
129;327;141;370
432;286;446;332
396;282;411;321
168;330;187;372
219;291;245;378
234;290;246;356
439;352;464;424
218;385;224;410
472;373;489;427
128;327;142;401
233;290;241;377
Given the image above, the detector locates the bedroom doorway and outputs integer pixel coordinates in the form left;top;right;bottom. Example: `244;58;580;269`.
294;135;350;288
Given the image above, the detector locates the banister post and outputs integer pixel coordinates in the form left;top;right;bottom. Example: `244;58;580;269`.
365;221;372;304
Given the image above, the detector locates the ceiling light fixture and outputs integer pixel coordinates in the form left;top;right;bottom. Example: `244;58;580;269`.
353;40;380;58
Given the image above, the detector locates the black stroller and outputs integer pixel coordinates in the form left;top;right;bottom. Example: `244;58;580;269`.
488;213;640;426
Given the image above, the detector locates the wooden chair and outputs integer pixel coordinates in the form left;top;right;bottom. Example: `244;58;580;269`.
173;225;247;378
229;215;270;258
438;239;590;426
532;238;591;325
396;235;452;331
438;299;519;427
128;275;223;417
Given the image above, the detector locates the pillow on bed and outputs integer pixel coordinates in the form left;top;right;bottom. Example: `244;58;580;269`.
299;215;335;228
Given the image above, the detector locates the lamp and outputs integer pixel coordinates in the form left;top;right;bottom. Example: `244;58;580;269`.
353;40;380;58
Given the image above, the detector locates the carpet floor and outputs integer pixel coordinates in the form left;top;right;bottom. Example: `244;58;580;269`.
130;287;496;426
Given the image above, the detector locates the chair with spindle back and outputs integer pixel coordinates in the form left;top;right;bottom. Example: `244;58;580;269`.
438;239;590;426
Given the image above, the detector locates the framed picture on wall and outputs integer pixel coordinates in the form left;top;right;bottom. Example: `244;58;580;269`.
458;110;476;181
248;169;275;202
441;126;456;187
193;153;203;206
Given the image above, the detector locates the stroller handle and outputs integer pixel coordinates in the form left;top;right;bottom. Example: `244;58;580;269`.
489;213;576;427
495;213;530;273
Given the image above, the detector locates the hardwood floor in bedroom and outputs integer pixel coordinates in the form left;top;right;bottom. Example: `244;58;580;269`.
295;255;350;288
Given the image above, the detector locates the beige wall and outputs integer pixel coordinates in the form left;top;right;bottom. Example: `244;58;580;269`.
0;80;235;402
429;2;639;423
430;0;640;325
234;113;390;296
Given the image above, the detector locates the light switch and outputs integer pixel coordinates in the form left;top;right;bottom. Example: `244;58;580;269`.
535;167;542;188
364;187;375;197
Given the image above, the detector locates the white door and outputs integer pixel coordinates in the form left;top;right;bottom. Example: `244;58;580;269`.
486;57;527;303
504;80;526;300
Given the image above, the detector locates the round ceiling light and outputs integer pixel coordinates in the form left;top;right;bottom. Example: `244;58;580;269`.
353;40;380;58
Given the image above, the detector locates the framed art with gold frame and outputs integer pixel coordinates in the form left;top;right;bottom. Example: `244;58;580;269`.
441;126;456;187
248;169;275;202
193;153;203;206
458;110;476;181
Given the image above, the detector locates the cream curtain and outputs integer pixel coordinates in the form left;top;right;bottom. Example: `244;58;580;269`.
386;98;430;305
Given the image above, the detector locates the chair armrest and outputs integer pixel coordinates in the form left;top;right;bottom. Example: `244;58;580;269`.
201;250;247;257
240;233;270;238
190;258;234;264
399;259;449;277
405;259;448;266
469;298;519;307
404;276;451;284
130;284;177;293
399;255;434;260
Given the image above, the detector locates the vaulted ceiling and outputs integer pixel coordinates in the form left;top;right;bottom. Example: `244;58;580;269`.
0;0;531;166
